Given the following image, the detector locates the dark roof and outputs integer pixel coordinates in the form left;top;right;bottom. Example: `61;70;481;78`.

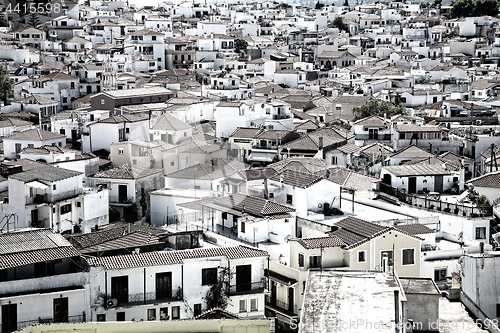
90;113;148;125
92;163;162;180
395;223;435;235
292;235;346;249
269;169;323;188
0;229;80;270
4;128;66;141
205;193;295;217
383;164;451;177
87;245;268;269
229;127;263;139
399;278;440;295
468;171;500;189
9;165;82;183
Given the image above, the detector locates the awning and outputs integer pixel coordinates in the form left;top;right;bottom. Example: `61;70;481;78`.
247;151;277;162
265;269;298;286
26;181;49;189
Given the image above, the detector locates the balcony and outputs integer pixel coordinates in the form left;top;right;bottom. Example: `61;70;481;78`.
15;313;86;331
105;291;182;308
265;295;297;317
229;281;266;296
355;134;392;141
271;114;291;120
26;188;83;205
109;196;135;205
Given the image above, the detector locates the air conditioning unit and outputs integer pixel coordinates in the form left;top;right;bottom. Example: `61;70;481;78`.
107;298;118;308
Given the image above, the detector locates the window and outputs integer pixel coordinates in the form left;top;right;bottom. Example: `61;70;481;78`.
332;156;338;165
28;144;34;148
125;128;130;134
298;253;304;268
241;221;245;233
434;268;447;282
287;194;293;204
309;255;321;269
202;268;218;285
476;227;486;240
239;299;246;312
118;148;124;155
496;304;500;317
402;248;415;265
358;250;366;263
160;307;168;320
76;202;81;208
170;161;174;166
116;312;125;321
96;314;106;322
172;306;180;319
53;184;56;190
60;204;72;215
250;298;258;311
148;309;156;321
152;36;156;41
194;304;202;317
71;82;75;89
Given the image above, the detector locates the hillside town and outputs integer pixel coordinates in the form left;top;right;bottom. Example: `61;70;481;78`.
0;0;500;332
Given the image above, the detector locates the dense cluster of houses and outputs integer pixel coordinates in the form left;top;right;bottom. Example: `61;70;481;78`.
1;0;500;332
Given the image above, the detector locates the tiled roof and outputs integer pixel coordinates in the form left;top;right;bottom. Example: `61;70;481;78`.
209;193;295;217
9;165;82;183
390;145;433;159
230;127;263;139
4;128;66;141
151;113;191;131
91;113;148;124
353;115;386;126
383;164;451;177
468;171;500;189
87;245;268;270
293;235;346;249
2;159;47;171
336;143;361;155
92;163;163;180
294;120;319;130
270;158;326;174
166;158;243;180
269;169;323;188
0;229;80;270
395;223;435;235
395;124;441;133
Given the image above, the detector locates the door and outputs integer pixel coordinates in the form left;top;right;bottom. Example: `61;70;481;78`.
435;175;443;192
235;265;251;292
381;250;393;271
53;297;68;323
270;281;277;305
71;130;78;147
408;177;417;194
167;134;173;144
118;185;127;203
31;209;38;226
2;304;17;333
156;272;172;300
111;276;129;304
87;85;92;94
161;134;167;142
383;174;392;186
288;287;294;312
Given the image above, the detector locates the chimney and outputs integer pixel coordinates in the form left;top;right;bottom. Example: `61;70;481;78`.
263;169;269;199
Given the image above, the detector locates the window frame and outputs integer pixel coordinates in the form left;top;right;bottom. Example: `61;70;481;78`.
357;250;367;263
401;248;415;266
201;267;218;286
298;253;305;268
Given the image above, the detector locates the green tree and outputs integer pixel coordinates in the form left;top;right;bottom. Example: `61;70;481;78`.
234;39;248;53
276;2;291;9
343;0;349;6
0;66;14;106
333;17;349;33
204;268;232;311
0;19;9;28
315;1;325;9
431;0;442;8
450;0;499;18
352;99;407;121
109;205;123;222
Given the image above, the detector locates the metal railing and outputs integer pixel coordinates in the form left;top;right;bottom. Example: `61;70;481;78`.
26;188;83;205
13;313;86;331
355;134;392;141
229;281;265;295
265;295;297;316
377;183;493;217
106;291;181;308
109;196;135;204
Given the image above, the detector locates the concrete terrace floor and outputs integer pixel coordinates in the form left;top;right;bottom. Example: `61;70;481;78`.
439;297;487;333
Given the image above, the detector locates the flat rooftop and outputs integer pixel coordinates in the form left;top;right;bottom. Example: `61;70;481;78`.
299;270;401;333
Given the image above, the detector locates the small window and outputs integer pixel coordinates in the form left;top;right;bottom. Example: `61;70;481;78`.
159;307;168;320
133;160;137;165
170;161;174;166
193;304;202;317
202;268;218;285
358;250;366;263
476;227;486;240
184;132;187;137
332;156;338;165
172;306;180;319
239;299;246;313
298;253;304;268
286;194;293;204
496;304;500;317
53;184;56;190
101;98;105;104
250;298;258;311
76;202;81;208
118;148;124;155
27;144;34;148
434;268;447;282
116;312;125;321
402;248;414;265
125;128;130;134
97;314;106;322
61;204;72;215
148;309;156;321
309;255;321;269
241;221;245;233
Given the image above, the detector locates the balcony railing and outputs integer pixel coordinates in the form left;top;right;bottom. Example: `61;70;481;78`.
14;313;86;331
271;114;291;120
109;196;135;204
265;295;297;316
106;291;182;308
229;281;265;295
26;188;83;205
355;134;392;141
